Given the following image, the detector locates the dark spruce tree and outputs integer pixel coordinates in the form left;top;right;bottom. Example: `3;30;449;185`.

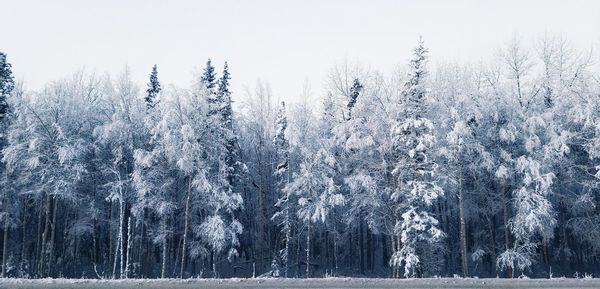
0;51;14;151
347;78;362;120
0;52;14;121
217;62;232;128
145;64;161;109
201;58;217;90
202;59;219;116
0;52;15;279
217;62;240;190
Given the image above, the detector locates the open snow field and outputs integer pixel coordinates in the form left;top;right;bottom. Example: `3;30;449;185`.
1;278;600;289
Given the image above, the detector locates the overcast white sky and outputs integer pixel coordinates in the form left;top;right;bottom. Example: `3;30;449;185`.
2;0;599;103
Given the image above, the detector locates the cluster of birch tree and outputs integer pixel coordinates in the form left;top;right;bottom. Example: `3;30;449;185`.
1;35;599;279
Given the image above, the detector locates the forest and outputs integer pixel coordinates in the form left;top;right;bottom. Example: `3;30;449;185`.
0;36;599;280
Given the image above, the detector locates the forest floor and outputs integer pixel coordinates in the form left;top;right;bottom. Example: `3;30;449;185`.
1;278;600;289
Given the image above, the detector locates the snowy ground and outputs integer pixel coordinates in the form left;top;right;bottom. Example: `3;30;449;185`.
1;278;599;289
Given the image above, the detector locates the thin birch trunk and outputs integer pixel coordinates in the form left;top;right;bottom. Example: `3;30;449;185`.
119;200;125;279
125;216;133;278
306;221;310;278
161;218;167;278
112;199;124;279
180;177;192;278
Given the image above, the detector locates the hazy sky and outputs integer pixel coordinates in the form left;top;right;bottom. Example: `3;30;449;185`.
3;0;600;103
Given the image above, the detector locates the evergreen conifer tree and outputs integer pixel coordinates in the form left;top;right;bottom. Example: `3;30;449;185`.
202;59;219;118
272;101;291;276
347;78;362;120
389;38;444;278
145;64;161;109
0;52;14;122
0;51;15;278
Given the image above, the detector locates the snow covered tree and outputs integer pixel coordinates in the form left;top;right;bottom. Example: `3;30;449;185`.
145;65;161;109
431;64;498;277
217;62;241;197
389;39;444;278
493;37;559;277
271;101;292;277
217;62;232;119
0;52;15;277
329;70;387;275
287;145;344;277
237;80;278;274
201;59;218;116
94;68;146;278
2;74;95;277
0;52;14;123
497;156;556;276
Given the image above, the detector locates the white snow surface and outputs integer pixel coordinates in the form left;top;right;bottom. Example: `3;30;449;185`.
1;278;599;289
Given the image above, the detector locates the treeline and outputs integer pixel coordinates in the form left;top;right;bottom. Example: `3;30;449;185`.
0;36;599;279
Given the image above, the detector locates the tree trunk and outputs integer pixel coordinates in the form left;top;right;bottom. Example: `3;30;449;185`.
306;221;310;278
391;234;397;278
161;218;167;278
543;240;549;275
359;220;365;275
333;227;338;276
212;252;217;278
21;206;27;273
108;202;114;277
138;209;146;277
368;231;374;272
120;202;125;279
321;230;326;277
180;177;192;278
502;186;512;278
112;199;124;279
47;198;57;277
283;206;290;278
296;226;301;278
125;216;133;278
488;215;497;275
35;200;43;276
38;194;52;277
458;171;468;277
119;200;125;278
2;223;8;277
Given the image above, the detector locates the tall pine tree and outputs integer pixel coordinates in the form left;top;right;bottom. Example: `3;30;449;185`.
200;60;244;276
0;51;14;278
389;38;444;278
217;61;240;193
0;51;14;140
272;101;291;277
202;59;219;118
145;64;161;109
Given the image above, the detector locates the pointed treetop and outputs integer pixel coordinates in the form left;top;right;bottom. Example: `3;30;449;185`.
408;37;428;83
274;101;288;145
216;61;235;128
201;59;217;91
0;51;15;120
275;101;288;132
218;61;231;97
402;37;429;117
273;101;289;176
145;64;161;109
